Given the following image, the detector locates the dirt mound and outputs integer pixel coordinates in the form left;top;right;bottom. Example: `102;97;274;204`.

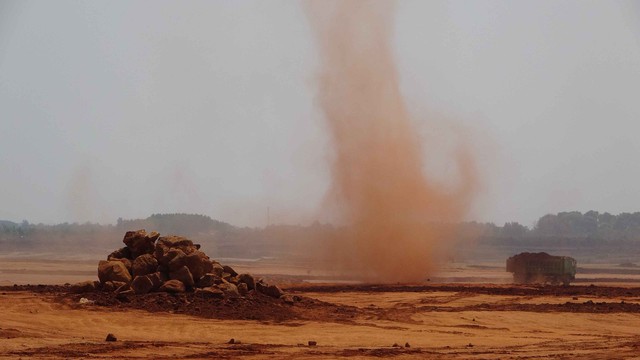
63;288;361;322
51;230;365;321
0;283;362;322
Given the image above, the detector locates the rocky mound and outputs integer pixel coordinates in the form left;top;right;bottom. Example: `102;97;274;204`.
73;230;286;301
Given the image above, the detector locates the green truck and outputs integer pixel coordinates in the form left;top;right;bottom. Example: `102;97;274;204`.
506;252;577;286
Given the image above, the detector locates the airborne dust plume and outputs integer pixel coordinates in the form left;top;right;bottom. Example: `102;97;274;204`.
307;1;478;282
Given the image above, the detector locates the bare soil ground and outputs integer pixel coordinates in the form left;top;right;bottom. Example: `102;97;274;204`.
1;282;640;359
1;258;640;359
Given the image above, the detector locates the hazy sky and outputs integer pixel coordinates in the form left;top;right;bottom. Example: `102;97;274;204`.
1;1;639;227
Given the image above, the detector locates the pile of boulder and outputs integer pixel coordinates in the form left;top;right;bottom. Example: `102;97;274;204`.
91;229;285;299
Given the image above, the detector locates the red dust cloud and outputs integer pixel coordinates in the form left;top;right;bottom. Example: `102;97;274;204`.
307;1;479;282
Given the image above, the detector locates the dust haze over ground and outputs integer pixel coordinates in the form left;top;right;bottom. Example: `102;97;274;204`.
307;1;478;282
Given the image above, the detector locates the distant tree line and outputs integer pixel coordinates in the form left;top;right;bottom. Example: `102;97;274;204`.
457;211;640;243
0;219;111;238
2;211;640;247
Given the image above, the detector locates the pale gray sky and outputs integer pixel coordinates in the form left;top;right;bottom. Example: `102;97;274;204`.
1;1;639;227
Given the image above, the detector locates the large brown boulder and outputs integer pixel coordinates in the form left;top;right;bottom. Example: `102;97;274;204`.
107;247;131;261
156;235;193;248
70;280;98;293
115;282;130;293
110;258;132;273
154;245;166;262
131;275;154;294
237;282;249;296
168;251;187;273
195;287;224;298
98;260;132;284
170;266;194;287
158;247;184;267
156;235;196;254
153;235;181;261
147;231;160;242
103;281;127;292
222;265;238;277
195;273;222;288
123;230;156;258
184;251;213;280
131;254;158;277
238;273;255;290
256;281;284;299
265;284;284;298
211;263;224;277
147;272;165;290
219;282;240;298
159;279;186;293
